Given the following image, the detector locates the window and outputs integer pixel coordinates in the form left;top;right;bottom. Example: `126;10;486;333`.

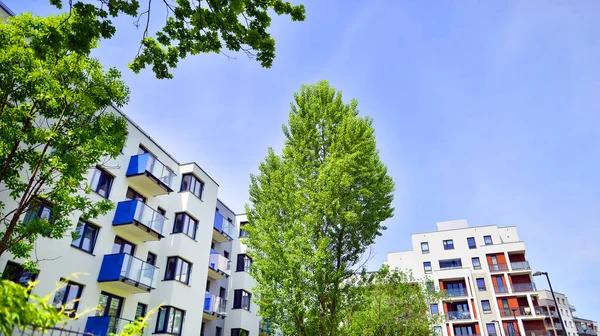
112;236;135;255
1;261;38;287
155;306;185;335
71;220;99;253
136;303;147;320
426;280;435;292
430;304;439;315
482;300;491;313
125;187;146;203
486;323;497;335
216;327;222;336
239;221;249;238
472;257;481;269
23;200;52;225
206;280;211;292
233;290;251;311
476;278;486;291
433;326;442;335
439;258;462;269
164;256;192;284
236;254;253;272
52;279;84;313
180;173;204;199
443;239;454;250
421;242;429;253
231;329;249;336
484;235;493;245
173;213;198;239
423;261;432;273
90;167;114;198
146;252;157;266
467;237;476;249
223;250;230;259
219;287;227;299
97;291;124;318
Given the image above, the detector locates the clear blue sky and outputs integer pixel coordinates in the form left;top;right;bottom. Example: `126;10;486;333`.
8;0;600;321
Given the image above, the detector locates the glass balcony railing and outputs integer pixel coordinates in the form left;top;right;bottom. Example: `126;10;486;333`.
499;307;534;317
213;211;234;241
445;311;472;320
84;316;133;336
98;253;159;292
126;153;175;195
489;263;509;272
208;250;231;276
445;288;468;297
112;200;166;239
510;261;531;271
204;292;227;316
494;286;509;294
512;283;536;292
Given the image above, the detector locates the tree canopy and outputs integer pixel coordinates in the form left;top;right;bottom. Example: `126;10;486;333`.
49;0;307;79
0;12;128;259
245;80;395;336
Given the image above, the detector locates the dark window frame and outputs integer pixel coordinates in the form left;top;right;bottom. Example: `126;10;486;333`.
23;199;53;226
239;221;249;238
164;256;192;285
421;242;429;254
154;305;185;335
467;237;476;249
233;289;252;311
476;278;486;291
472;257;481;269
482;300;492;313
52;279;84;313
231;329;250;336
112;236;136;255
484;235;493;245
1;261;39;287
136;302;148;320
236;254;253;272
172;212;198;239
423;261;432;273
90;166;114;199
443;239;454;250
180;173;205;199
71;220;99;254
439;258;462;269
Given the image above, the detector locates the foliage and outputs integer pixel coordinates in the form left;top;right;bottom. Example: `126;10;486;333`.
49;0;307;79
345;266;444;336
245;80;395;336
0;12;129;260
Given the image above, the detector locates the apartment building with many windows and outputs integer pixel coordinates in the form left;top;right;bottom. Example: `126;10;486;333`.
573;317;598;336
385;220;547;336
538;290;577;336
0;104;261;336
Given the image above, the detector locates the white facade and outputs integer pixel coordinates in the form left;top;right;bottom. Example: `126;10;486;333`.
0;104;262;336
385;220;548;336
538;290;581;336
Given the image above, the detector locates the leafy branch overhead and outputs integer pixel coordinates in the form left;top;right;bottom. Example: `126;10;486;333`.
50;0;307;79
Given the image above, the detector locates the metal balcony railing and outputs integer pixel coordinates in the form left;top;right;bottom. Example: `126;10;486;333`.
489;263;509;272
113;200;166;235
98;253;159;291
445;288;468;297
127;153;175;188
510;261;531;271
511;283;536;292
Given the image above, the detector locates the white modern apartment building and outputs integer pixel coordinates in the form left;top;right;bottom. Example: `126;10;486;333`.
538;290;578;336
385;220;548;336
0;103;263;336
573;317;598;336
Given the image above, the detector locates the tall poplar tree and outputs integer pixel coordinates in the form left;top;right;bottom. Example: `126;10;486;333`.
245;80;395;336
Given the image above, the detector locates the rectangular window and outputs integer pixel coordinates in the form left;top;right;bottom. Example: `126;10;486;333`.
155;306;185;335
180;173;204;199
97;291;124;318
1;261;38;287
423;261;432;273
472;257;481;269
90;167;114;198
484;235;493;245
482;300;491;313
239;221;249;238
439;258;462;269
421;242;429;254
486;323;496;335
443;239;454;250
206;280;211;292
476;278;486;291
430;303;439;315
112;236;135;255
164;256;192;284
135;302;148;320
231;329;249;336
215;327;222;336
467;237;476;249
23;200;52;225
173;213;198;239
236;254;253;272
146;252;157;266
125;187;146;203
52;279;84;312
233;290;251;311
71;220;99;253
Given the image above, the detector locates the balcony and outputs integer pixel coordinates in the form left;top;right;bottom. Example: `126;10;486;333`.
97;253;158;293
577;327;598;335
494;286;510;294
84;316;133;336
126;153;175;197
444;288;468;298
512;283;536;292
445;311;472;321
112;200;166;241
499;307;534;317
207;250;230;280
213;211;234;243
520;331;547;336
510;261;531;271
569;304;576;311
203;292;227;320
489;263;509;272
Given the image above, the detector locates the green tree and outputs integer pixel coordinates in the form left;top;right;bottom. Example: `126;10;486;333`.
345;266;444;336
0;12;129;259
49;0;306;79
245;80;395;336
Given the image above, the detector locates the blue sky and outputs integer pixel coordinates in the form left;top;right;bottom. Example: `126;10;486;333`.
8;0;600;321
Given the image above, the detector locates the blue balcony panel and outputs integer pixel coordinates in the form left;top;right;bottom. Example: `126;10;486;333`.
98;253;158;293
84;316;132;336
212;211;234;243
126;153;175;197
113;200;165;241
